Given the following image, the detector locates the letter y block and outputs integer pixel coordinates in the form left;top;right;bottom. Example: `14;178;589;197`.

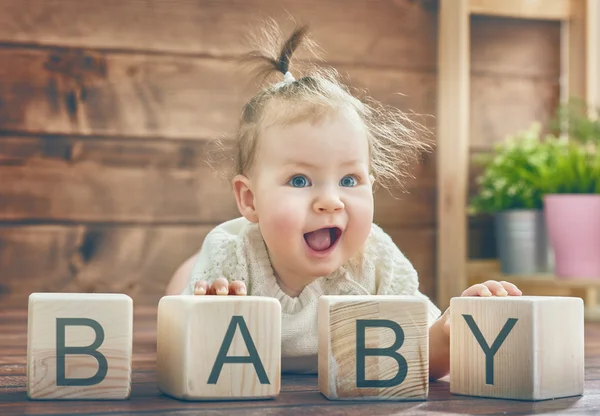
27;293;133;399
157;296;281;400
450;296;584;400
318;295;429;401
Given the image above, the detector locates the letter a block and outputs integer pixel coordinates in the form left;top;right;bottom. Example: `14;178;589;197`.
157;296;281;400
450;296;584;401
27;293;133;400
318;295;429;401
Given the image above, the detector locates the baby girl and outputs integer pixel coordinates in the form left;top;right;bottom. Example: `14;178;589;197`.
166;24;522;379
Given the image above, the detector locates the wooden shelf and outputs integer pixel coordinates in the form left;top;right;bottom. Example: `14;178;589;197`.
469;0;571;21
468;260;600;321
435;0;599;310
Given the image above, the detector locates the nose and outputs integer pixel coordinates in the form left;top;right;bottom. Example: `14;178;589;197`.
313;192;345;213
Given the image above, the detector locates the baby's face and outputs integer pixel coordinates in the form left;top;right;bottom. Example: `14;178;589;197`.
250;110;374;286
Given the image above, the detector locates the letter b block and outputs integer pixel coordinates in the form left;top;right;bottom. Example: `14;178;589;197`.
157;296;281;400
27;293;133;399
318;295;429;401
450;296;584;401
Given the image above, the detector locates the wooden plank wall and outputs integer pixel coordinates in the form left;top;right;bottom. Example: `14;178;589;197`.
0;0;560;308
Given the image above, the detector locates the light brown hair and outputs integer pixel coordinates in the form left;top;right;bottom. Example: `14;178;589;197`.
210;21;432;192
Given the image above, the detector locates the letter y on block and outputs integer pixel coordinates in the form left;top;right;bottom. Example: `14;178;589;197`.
450;296;584;401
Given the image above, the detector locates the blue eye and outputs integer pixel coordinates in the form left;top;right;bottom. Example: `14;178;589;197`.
289;175;310;187
340;175;357;187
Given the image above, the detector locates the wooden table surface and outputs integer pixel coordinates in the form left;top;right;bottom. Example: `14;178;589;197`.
2;305;600;415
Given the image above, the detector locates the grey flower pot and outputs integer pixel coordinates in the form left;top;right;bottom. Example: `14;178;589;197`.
494;209;551;275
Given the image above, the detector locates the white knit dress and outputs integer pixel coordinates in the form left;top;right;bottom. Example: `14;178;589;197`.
182;217;442;373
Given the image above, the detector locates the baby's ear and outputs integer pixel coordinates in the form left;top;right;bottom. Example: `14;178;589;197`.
232;175;258;223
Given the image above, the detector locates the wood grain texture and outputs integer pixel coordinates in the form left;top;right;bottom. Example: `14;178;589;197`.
0;47;437;139
450;296;585;401
157;296;281;400
0;46;558;144
318;296;429;401
0;136;435;226
0;136;240;223
0;224;213;307
436;0;470;310
3;306;600;414
470;74;560;148
0;225;437;308
27;293;132;399
469;0;571;21
0;0;438;70
470;16;561;77
0;0;561;77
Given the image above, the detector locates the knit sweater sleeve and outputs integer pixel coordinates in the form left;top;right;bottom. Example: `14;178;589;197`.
369;224;442;326
181;217;250;295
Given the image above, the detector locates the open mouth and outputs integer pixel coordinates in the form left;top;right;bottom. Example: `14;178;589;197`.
303;227;342;252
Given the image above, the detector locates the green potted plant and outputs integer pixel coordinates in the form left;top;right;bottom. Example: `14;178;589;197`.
535;102;600;279
470;123;550;275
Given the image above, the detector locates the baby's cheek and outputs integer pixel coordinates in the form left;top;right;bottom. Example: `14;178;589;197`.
259;196;303;238
347;194;374;241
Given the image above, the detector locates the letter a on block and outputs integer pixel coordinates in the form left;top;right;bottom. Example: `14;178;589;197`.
208;316;270;385
157;296;281;400
450;296;584;401
27;293;133;400
318;295;429;401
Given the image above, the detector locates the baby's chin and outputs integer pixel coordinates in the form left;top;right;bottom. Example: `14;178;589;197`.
303;258;349;278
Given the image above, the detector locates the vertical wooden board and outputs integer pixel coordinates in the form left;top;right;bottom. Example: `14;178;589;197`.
590;0;600;110
27;293;133;399
565;0;588;102
0;0;437;70
436;0;470;310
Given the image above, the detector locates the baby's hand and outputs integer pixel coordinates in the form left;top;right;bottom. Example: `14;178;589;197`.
461;279;522;298
193;277;247;296
441;280;522;336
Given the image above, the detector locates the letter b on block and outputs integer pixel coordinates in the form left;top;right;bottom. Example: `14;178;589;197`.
157;296;281;400
318;295;429;400
27;293;133;400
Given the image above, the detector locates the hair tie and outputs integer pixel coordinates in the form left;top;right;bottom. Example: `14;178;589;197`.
283;71;295;83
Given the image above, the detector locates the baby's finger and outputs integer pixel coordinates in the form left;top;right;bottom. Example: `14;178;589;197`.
462;284;492;297
482;280;508;296
210;277;229;296
229;281;247;296
499;281;522;296
193;280;209;295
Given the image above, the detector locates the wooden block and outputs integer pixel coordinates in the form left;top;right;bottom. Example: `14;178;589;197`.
157;296;281;400
318;295;429;401
450;296;584;401
27;293;133;400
